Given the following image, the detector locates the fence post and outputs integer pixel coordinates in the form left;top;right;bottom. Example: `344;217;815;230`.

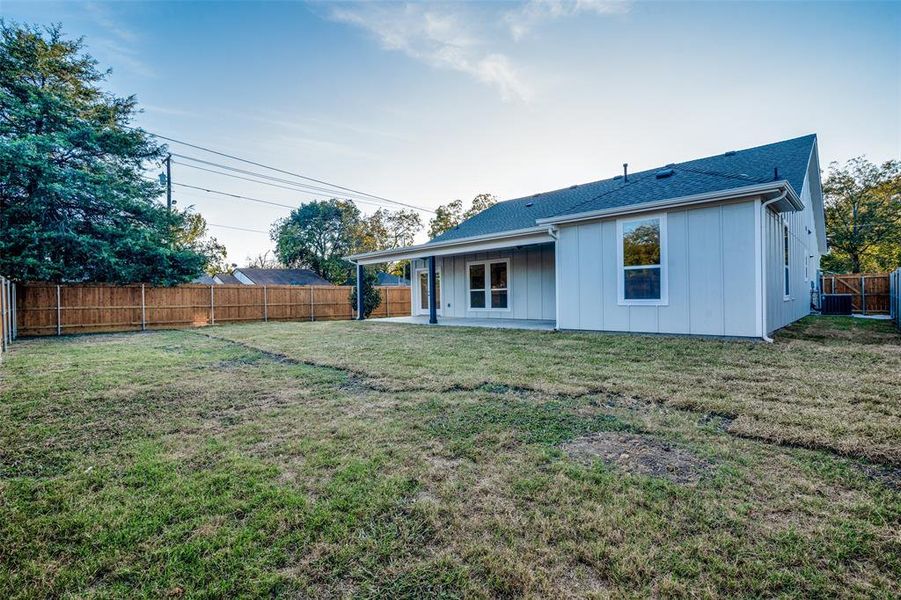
3;279;8;349
263;285;268;322
141;284;146;331
210;285;215;325
1;278;7;351
11;282;16;340
310;286;314;322
386;287;390;318
0;278;5;355
56;284;62;336
860;275;866;316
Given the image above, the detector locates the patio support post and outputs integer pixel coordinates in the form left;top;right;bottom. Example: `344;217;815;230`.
356;262;365;320
428;256;437;324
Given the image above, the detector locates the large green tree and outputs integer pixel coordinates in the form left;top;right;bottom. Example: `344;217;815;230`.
427;193;497;239
271;199;363;284
175;211;229;276
357;208;422;277
822;157;901;273
0;22;213;284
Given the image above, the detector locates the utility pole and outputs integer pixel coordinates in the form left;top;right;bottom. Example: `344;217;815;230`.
163;154;172;212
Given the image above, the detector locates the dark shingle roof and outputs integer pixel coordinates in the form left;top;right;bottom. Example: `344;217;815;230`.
345;272;411;286
376;272;410;286
213;273;242;285
430;135;816;243
192;274;216;285
235;268;331;286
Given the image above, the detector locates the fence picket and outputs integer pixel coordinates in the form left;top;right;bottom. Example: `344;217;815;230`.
13;284;410;336
819;273;891;314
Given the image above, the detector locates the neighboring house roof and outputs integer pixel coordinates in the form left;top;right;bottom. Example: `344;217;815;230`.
192;274;216;285
377;272;410;286
213;273;242;285
345;272;411;286
233;268;331;286
430;134;817;244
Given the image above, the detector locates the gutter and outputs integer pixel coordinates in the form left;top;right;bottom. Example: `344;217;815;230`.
759;190;788;343
536;181;801;227
345;225;551;262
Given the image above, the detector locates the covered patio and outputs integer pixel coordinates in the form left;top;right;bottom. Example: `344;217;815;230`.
348;226;557;327
371;316;556;330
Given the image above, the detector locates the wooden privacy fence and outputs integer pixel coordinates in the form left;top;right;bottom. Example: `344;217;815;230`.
891;269;900;329
820;273;891;314
15;283;411;336
0;276;17;358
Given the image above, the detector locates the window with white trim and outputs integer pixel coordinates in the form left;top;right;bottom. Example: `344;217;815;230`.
618;215;667;305
467;260;509;310
783;223;790;298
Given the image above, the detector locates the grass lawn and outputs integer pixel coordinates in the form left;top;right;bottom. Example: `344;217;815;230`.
1;316;898;598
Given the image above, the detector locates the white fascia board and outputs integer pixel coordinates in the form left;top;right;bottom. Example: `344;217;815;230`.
806;141;828;254
536;182;802;227
347;226;553;265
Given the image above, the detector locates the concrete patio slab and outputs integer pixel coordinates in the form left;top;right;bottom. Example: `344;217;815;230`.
370;316;556;331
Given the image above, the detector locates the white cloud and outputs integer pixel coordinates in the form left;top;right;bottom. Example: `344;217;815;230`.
505;0;631;41
326;3;533;102
83;2;156;78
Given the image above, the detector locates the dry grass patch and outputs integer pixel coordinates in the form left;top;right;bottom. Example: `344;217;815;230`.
1;319;899;598
208;316;901;464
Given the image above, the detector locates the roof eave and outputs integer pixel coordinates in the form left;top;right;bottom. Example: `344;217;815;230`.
537;181;802;227
346;225;553;264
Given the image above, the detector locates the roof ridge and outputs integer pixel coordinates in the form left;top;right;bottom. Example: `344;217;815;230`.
493;133;816;209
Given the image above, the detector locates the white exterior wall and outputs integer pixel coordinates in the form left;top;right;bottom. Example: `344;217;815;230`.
556;199;760;337
411;244;556;320
764;166;823;333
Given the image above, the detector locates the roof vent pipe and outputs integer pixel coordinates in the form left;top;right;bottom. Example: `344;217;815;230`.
773;166;780;181
623;163;628;182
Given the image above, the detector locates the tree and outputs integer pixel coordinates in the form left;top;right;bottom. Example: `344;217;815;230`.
357;208;422;277
822;157;901;273
464;193;498;220
174;211;229;276
271;199;362;284
244;250;282;269
427;193;497;239
0;22;211;284
348;267;382;318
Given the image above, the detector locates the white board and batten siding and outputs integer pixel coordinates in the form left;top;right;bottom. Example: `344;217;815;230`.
764;166;822;333
412;244;556;320
556;200;760;337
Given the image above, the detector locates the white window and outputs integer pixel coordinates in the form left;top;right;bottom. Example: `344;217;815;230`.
783;224;790;299
467;259;509;310
617;214;667;305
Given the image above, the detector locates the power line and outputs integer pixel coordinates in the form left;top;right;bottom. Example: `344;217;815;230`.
170;160;395;209
207;223;270;234
173;182;297;210
136;128;435;213
171;153;430;211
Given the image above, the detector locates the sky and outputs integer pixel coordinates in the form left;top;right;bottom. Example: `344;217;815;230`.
4;0;900;265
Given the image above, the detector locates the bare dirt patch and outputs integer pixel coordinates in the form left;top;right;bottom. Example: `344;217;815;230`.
563;432;712;484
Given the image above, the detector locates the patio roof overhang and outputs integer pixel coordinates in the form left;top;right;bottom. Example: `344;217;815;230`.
346;226;555;265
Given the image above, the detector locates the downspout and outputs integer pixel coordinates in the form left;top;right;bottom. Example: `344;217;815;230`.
760;190;788;343
547;226;560;331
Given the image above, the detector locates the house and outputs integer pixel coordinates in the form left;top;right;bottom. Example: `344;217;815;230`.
191;274;216;285
344;272;411;287
212;273;242;285
231;268;331;286
347;135;826;339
